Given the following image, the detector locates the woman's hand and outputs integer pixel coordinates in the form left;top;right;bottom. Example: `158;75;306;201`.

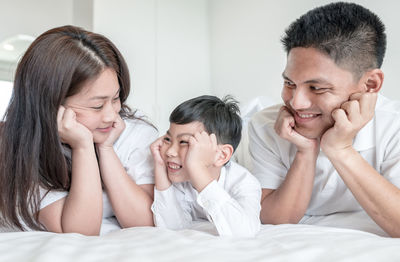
57;106;93;149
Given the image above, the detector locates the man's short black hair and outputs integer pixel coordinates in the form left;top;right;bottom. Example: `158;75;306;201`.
281;2;386;79
169;95;242;151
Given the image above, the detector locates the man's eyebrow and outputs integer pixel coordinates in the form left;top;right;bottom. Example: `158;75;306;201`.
282;73;292;82
282;73;332;85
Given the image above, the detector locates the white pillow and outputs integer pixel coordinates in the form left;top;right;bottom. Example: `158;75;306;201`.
233;96;277;170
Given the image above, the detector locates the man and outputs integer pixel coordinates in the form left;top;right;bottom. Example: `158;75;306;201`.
249;2;400;237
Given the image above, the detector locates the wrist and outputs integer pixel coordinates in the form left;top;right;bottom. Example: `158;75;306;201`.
188;167;215;192
296;147;319;161
95;144;115;153
323;146;355;160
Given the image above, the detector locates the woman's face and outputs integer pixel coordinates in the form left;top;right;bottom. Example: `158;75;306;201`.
64;68;121;144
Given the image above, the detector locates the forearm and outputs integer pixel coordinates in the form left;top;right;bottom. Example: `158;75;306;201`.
154;165;172;191
62;146;102;235
327;148;400;237
261;151;317;224
98;147;154;228
199;181;261;237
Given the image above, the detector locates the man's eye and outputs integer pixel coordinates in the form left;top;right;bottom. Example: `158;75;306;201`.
91;105;103;110
284;81;295;88
180;141;189;145
310;86;327;92
163;137;171;143
113;97;120;102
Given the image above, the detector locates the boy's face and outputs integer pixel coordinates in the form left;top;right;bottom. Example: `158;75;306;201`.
281;47;364;139
160;121;207;183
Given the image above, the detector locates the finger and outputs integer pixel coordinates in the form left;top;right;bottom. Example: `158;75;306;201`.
62;108;77;129
331;108;350;129
349;92;363;101
359;92;377;118
188;135;197;147
341;100;360;123
57;106;66;124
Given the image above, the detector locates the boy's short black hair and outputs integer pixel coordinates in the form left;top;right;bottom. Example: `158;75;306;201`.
169;95;242;151
281;2;386;79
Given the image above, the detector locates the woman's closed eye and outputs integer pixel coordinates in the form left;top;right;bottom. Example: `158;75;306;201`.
91;105;104;110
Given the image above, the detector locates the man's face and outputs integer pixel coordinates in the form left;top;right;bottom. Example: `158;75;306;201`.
281;47;363;139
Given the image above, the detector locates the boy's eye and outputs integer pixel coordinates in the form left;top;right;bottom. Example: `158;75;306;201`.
180;140;189;145
113;96;120;102
163;137;171;143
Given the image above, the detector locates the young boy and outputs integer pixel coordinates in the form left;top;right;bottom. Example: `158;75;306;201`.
150;95;261;237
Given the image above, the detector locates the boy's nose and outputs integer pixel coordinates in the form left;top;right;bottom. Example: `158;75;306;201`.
166;145;178;157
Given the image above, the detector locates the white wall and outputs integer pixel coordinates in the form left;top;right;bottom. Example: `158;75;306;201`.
94;0;210;133
1;0;400;129
209;0;400;105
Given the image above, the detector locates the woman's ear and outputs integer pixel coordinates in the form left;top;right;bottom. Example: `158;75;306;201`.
361;69;384;93
214;144;234;167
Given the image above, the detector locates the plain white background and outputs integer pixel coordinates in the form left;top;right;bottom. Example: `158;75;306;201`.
0;0;399;132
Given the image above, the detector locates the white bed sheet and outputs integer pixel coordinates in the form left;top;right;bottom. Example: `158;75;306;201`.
1;212;399;262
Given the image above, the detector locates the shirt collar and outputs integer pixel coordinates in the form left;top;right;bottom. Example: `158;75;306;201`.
351;94;383;151
217;161;229;186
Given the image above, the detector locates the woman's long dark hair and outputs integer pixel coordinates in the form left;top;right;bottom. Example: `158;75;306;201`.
0;25;134;230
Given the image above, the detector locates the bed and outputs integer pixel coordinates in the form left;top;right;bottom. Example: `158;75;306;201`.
1;97;400;261
1;213;400;262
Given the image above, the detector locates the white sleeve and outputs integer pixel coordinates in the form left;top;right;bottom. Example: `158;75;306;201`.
122;122;158;185
196;179;261;237
380;126;400;188
125;146;156;185
39;188;68;210
248;116;289;189
151;186;192;230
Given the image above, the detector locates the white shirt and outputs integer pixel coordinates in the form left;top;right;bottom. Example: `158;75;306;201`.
248;95;400;215
151;161;261;237
39;117;158;234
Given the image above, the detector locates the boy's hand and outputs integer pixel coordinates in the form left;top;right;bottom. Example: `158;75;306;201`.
150;137;167;168
57;106;93;149
321;92;377;156
151;136;171;190
185;131;219;192
96;115;126;149
274;106;319;154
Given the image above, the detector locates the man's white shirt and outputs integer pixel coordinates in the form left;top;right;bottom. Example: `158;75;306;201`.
249;94;400;215
151;161;261;237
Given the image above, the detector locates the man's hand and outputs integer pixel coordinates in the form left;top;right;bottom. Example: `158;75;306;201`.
185;131;219;192
274;106;319;154
321;92;377;156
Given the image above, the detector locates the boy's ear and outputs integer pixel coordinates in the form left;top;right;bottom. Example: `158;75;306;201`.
214;144;234;167
361;68;384;93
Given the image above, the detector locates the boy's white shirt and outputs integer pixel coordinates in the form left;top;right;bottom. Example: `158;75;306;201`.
151;161;261;237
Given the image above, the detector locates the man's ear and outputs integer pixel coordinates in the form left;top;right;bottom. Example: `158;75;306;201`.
214;144;234;167
361;68;384;93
